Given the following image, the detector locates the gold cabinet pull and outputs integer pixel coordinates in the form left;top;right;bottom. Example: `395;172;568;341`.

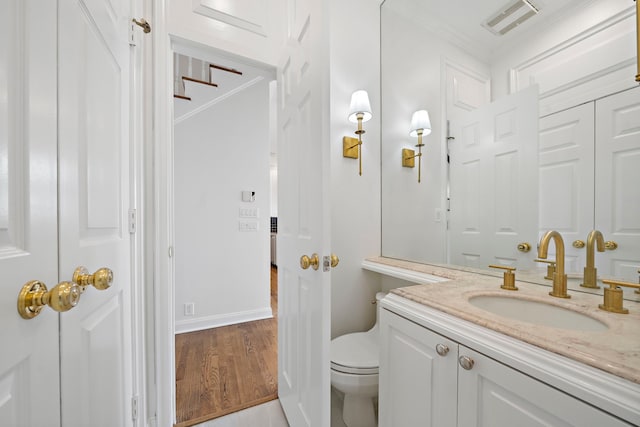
17;280;81;319
572;240;586;248
604;241;618;250
517;242;531;252
72;266;113;291
300;254;319;270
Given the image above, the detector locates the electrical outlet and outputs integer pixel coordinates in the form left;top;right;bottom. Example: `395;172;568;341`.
184;303;195;316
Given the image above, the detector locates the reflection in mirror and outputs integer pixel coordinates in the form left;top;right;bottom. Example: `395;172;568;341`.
380;0;640;301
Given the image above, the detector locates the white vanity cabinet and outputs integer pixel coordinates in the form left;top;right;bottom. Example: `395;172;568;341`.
380;302;636;427
379;308;457;427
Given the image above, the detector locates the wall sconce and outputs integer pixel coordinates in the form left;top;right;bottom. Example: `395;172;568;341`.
343;90;372;176
402;110;431;183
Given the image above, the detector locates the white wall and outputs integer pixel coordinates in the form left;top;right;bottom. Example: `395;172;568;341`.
329;0;383;338
380;7;490;265
490;0;637;115
174;79;273;333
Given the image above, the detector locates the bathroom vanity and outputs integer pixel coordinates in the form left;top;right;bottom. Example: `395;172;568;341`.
366;258;640;427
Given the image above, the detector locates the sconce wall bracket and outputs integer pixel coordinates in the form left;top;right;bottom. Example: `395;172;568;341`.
402;149;415;168
343;137;360;159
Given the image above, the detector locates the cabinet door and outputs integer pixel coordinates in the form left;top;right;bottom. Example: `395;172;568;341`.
457;346;632;427
379;309;457;427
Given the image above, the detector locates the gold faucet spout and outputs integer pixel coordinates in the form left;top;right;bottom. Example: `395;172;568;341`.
538;230;570;298
582;230;605;289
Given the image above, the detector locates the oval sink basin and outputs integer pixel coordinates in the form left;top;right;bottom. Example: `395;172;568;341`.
468;295;609;332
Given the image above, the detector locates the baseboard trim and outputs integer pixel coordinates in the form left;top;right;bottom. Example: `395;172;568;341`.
175;307;273;334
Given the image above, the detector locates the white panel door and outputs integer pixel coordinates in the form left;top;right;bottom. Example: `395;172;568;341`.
58;0;133;425
538;103;594;273
457;346;632;426
449;85;539;270
277;0;331;425
0;0;60;425
379;309;457;427
595;87;640;291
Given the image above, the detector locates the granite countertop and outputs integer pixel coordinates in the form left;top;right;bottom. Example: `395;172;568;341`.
365;256;640;384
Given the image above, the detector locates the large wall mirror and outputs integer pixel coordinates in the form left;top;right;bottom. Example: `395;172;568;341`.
380;0;640;300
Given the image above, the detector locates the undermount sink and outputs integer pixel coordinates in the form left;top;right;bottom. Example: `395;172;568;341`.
468;295;609;332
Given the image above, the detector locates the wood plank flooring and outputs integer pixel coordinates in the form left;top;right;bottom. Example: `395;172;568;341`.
175;267;278;427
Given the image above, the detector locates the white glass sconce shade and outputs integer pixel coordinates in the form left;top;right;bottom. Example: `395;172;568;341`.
348;90;372;123
409;110;432;137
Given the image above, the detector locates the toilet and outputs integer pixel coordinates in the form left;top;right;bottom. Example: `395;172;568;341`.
331;292;385;427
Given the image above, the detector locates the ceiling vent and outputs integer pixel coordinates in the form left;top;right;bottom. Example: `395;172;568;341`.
482;0;540;36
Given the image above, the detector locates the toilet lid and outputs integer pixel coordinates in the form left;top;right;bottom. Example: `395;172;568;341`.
330;331;378;375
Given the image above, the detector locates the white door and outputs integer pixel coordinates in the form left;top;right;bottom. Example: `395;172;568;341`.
538;102;595;273
0;1;60;425
58;0;133;425
595;87;640;290
449;85;539;270
277;0;331;425
1;0;134;425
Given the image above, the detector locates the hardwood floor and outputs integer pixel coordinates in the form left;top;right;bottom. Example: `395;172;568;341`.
175;267;278;427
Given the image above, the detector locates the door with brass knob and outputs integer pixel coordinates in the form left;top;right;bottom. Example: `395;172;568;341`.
56;0;134;422
1;0;135;425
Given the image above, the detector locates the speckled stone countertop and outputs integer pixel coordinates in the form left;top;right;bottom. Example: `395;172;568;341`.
365;257;640;384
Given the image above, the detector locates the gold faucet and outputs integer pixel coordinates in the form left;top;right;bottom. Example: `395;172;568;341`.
581;230;605;289
538;231;570;298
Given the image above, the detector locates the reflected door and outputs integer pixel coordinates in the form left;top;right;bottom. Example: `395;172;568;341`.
539;102;595;273
449;86;539;270
595;87;640;291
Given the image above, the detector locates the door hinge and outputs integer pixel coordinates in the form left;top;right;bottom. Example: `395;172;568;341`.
131;395;139;421
128;209;137;234
129;21;138;47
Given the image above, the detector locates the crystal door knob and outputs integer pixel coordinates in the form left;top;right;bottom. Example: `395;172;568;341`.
435;343;449;356
17;280;81;319
300;254;319;270
72;267;113;290
458;355;475;370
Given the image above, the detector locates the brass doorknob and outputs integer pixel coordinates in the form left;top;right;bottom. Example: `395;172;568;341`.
604;241;618;250
17;280;81;319
517;242;531;252
300;254;319;270
572;240;586;248
330;254;340;268
72;267;113;290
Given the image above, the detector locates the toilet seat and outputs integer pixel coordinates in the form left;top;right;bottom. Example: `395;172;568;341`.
330;331;379;375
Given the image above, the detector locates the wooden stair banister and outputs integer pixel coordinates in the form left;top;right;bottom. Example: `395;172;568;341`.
181;76;218;87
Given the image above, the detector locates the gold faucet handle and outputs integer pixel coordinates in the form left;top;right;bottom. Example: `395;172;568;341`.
534;259;556;280
488;265;518;291
599;279;640;314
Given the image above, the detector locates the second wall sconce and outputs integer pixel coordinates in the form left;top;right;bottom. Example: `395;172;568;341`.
402;109;431;183
343;90;372;176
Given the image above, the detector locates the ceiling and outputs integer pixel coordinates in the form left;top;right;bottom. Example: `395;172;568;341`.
382;0;588;60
